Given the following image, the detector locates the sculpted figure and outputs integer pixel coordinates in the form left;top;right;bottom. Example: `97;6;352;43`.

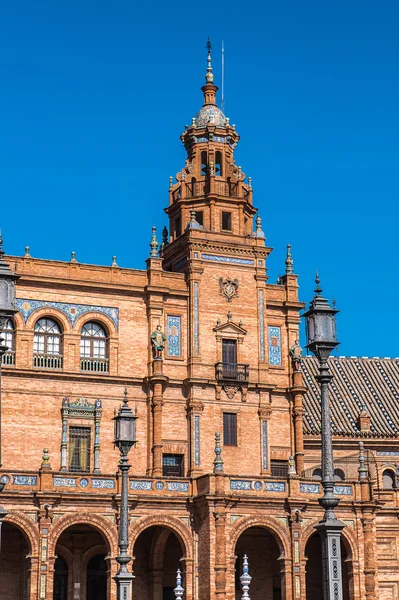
151;325;167;359
289;339;303;371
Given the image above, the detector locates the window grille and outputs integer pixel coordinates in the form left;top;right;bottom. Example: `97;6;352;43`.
68;426;91;473
223;413;237;446
80;321;108;372
162;454;184;477
270;460;288;478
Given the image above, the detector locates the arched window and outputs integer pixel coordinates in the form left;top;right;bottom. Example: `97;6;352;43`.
215;151;223;176
80;322;108;372
201;151;208;176
33;318;62;369
1;319;15;365
334;468;345;482
312;468;322;481
383;469;395;490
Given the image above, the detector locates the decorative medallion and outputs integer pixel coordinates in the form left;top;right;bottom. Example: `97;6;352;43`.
219;277;239;302
223;385;239;400
79;478;89;488
155;481;164;491
0;475;10;484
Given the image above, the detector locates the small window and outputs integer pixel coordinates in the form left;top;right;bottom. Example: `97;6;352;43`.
1;319;15;365
221;211;232;231
215;151;223;176
222;339;237;365
162;454;184;477
80;322;107;358
196;211;204;226
68;426;91;473
383;469;395;490
223;413;237;446
271;460;288;478
201;151;208;176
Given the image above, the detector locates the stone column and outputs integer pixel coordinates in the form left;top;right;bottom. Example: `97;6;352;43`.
362;514;376;600
291;371;306;475
150;359;168;478
289;515;303;600
214;510;227;600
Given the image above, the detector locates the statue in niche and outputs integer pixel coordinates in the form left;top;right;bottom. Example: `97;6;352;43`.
289;340;303;371
151;325;167;359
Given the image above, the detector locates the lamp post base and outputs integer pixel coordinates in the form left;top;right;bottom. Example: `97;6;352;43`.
113;570;134;600
314;517;346;600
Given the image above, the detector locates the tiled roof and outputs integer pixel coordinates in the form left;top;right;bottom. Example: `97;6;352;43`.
301;356;399;438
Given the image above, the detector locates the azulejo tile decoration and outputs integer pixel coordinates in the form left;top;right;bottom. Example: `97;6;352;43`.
230;515;242;523
194;415;200;467
167;316;181;357
202;254;254;266
91;478;115;489
79;478;89;488
13;475;37;486
54;477;77;487
253;481;262;491
262;420;268;470
166;481;189;492
300;483;320;494
130;480;152;491
265;481;286;492
194;105;227;128
230;480;252;491
194;282;199;355
376;451;399;456
259;290;265;361
155;481;164;491
15;298;119;329
268;326;282;366
0;475;10;484
334;485;353;495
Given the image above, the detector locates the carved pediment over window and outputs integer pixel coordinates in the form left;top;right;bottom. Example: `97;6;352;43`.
213;312;247;337
62;396;102;418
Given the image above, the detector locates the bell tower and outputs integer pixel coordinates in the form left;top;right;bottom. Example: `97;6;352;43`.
164;39;257;258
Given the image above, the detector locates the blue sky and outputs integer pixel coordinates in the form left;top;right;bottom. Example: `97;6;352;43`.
1;1;398;356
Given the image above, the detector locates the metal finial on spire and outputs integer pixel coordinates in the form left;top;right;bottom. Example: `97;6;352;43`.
213;432;224;473
174;568;184;600
314;271;322;296
285;244;294;275
240;555;252;600
149;226;159;258
205;37;214;83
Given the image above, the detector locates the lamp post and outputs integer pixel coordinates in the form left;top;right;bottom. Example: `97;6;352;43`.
113;389;138;600
303;274;345;600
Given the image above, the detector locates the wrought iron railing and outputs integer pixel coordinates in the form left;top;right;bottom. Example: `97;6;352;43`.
80;357;109;373
215;362;249;382
33;353;63;369
1;351;15;366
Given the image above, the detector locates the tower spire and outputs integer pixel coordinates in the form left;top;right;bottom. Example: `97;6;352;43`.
202;38;218;106
205;37;214;84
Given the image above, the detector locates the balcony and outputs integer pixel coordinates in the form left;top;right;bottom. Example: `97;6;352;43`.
172;178;251;202
215;362;249;382
33;353;63;370
80;357;109;373
1;351;15;366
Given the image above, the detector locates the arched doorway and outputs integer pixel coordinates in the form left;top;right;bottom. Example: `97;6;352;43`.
132;525;184;600
53;525;109;600
305;533;353;600
54;556;68;600
0;522;31;600
234;527;283;600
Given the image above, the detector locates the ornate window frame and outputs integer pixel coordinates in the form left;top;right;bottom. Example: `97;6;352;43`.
60;397;102;474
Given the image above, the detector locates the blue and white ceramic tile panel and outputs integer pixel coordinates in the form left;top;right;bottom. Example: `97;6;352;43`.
166;481;189;492
91;479;114;489
334;485;352;495
259;290;265;361
15;298;119;329
13;475;37;486
130;480;153;491
230;479;286;492
262;420;268;470
202;254;254;266
167;316;181;357
265;482;286;492
194;415;200;467
54;477;77;487
268;326;282;366
194;282;199;355
300;483;320;494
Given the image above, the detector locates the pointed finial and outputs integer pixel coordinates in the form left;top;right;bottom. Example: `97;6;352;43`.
285;244;294;274
149;226;159;258
205;37;214;83
252;214;265;239
240;555;252;600
314;271;322;295
213;432;224;472
41;448;51;470
358;442;368;480
123;387;129;407
70;251;77;263
227;311;232;321
169;176;173;189
24;246;31;258
174;568;184;600
248;176;252;189
111;256;118;267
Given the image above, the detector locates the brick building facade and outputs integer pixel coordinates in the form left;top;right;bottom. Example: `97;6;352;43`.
1;45;399;600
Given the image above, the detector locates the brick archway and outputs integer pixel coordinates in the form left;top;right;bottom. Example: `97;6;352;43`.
3;511;39;556
129;515;193;560
229;514;291;559
48;513;118;558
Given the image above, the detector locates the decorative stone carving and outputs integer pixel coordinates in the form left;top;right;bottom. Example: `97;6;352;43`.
289;339;302;371
223;385;239;400
151;325;167;358
219;277;239;302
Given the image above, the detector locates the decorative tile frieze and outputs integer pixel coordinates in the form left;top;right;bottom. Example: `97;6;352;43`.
230;480;252;491
54;477;77;487
265;481;286;492
259;290;265;361
202;254;254;266
79;478;89;488
300;483;320;494
262;420;268;470
40;574;46;599
268;326;282;366
130;480;152;491
0;475;10;484
91;478;114;489
167;316;181;357
194;415;200;467
194;282;199;355
15;298;119;328
13;475;37;486
334;485;353;495
166;481;189;492
377;451;399;456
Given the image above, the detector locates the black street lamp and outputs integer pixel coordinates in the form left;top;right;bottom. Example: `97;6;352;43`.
113;388;138;600
303;273;345;600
